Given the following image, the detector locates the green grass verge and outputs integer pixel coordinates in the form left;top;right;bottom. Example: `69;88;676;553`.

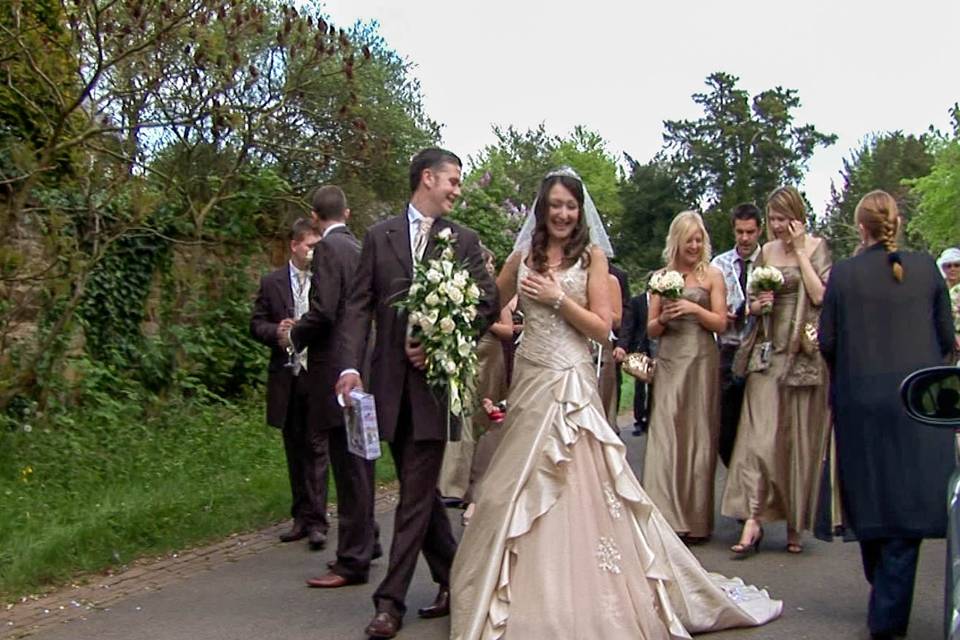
0;395;395;601
619;373;636;413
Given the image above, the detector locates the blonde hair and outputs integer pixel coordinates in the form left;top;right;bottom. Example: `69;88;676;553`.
855;189;903;282
765;186;807;241
663;210;712;280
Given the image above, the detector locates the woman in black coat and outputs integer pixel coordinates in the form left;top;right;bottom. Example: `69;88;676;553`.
819;190;956;640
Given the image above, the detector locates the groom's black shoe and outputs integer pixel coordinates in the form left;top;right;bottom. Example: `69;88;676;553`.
365;612;402;639
278;521;308;543
417;587;450;618
307;527;326;550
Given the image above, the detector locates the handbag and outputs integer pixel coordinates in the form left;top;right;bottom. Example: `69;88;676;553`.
748;338;772;373
622;352;656;383
732;315;771;377
800;321;819;356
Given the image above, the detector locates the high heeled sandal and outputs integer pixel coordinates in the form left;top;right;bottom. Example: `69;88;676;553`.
785;529;804;553
730;527;764;556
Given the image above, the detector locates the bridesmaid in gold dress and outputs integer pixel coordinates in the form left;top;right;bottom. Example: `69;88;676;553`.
597;273;624;430
451;170;781;640
642;211;727;541
460;291;513;526
439;250;513;503
721;186;832;555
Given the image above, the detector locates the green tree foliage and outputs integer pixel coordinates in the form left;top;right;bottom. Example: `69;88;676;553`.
324;23;440;229
909;106;960;252
0;1;435;412
617;155;689;281
818;132;934;258
660;72;836;248
452;124;622;264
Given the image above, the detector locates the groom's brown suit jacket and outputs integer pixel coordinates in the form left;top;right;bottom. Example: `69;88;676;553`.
339;212;499;442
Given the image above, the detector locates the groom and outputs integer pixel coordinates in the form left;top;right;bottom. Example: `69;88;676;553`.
336;148;499;638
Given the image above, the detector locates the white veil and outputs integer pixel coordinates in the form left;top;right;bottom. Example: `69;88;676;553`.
512;166;615;258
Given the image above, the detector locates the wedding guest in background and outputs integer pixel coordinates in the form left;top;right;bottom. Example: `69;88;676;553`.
502;296;522;385
722;186;832;556
938;247;960;290
460;247;513;528
597;272;623;430
819;190;955;640
335;148;499;639
710;203;762;466
614;290;651;435
643;211;726;543
609;262;631;414
288;186;381;588
250;218;328;549
936;247;960;358
438;247;510;506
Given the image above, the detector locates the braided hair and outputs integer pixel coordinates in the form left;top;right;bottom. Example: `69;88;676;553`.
855;190;903;282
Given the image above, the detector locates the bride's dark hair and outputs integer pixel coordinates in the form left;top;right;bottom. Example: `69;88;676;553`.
530;174;591;274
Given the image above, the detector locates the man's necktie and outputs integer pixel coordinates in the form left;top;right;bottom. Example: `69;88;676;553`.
293;271;309;319
736;257;750;327
413;217;434;262
293;271;309;373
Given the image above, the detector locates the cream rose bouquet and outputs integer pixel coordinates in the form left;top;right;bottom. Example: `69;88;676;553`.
649;270;685;300
747;266;784;314
394;227;482;417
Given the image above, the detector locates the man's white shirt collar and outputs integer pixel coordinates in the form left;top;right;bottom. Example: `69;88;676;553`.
322;222;346;238
288;260;309;278
739;245;761;263
407;203;426;224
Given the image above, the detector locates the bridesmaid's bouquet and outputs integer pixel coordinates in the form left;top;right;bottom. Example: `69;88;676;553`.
747;266;784;315
648;270;685;300
394;228;483;417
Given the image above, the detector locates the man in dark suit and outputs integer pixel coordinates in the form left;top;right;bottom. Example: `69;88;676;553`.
710;203;762;466
336;148;499;639
250;219;328;549
614;291;651;434
288;186;380;588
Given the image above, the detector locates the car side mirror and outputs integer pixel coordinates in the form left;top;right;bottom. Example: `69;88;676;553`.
900;366;960;427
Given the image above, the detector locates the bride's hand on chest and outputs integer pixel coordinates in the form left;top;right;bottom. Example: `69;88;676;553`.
519;271;562;306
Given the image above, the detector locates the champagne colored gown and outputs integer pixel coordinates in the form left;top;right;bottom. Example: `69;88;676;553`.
439;332;508;499
642;287;720;538
450;258;782;640
720;247;832;531
463;332;510;504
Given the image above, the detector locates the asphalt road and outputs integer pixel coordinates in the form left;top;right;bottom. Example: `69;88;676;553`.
29;418;945;640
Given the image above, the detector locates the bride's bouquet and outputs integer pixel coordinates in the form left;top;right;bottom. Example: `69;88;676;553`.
747;266;784;314
648;270;685;300
394;227;483;418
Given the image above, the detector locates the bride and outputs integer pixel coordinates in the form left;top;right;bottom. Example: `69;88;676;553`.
450;169;783;639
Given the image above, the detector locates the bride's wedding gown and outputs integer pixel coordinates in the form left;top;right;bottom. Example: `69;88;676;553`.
450;258;782;640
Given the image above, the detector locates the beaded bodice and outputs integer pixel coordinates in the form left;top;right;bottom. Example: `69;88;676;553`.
515;258;593;369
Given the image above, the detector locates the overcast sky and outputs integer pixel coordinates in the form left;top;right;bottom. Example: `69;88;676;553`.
321;0;959;217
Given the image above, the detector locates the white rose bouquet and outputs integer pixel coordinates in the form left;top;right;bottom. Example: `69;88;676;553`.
648;270;685;300
747;266;784;315
394;227;482;418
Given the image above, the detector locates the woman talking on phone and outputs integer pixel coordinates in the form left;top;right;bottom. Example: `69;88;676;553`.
721;186;832;557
